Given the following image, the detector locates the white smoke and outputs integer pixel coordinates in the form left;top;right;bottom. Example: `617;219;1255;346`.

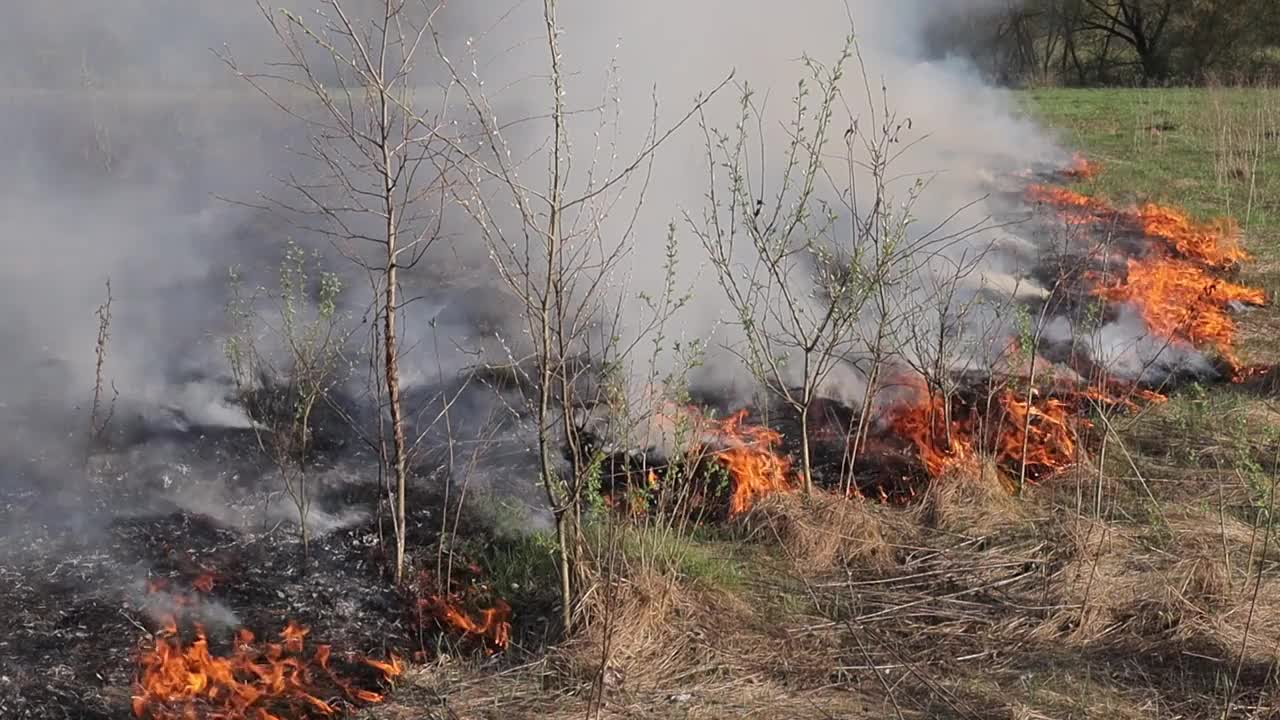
0;0;1102;519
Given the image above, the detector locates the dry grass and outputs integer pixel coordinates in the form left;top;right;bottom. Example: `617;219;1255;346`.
369;483;1280;719
916;455;1020;533
740;491;896;574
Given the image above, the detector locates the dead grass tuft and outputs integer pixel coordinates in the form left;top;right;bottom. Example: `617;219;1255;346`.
546;570;687;692
916;456;1020;533
740;490;896;573
1033;516;1143;642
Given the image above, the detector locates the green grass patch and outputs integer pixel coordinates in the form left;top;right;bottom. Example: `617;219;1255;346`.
1021;88;1280;261
584;522;750;591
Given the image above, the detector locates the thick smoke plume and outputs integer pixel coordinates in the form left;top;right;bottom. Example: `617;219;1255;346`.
0;1;1064;528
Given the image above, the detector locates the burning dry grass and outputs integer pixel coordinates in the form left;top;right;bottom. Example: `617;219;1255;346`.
1093;255;1266;367
370;163;1276;717
404;568;512;655
131;576;403;720
1031;176;1268;376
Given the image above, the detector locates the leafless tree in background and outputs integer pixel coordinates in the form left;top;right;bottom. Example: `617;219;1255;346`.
928;0;1280;86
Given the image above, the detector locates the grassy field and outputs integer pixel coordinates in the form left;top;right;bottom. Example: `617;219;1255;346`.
1024;87;1280;256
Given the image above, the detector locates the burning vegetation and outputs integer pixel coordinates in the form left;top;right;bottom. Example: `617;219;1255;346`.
132;577;402;720
704;410;799;516
4;148;1270;719
621;160;1268;514
407;568;512;654
1028;177;1266;374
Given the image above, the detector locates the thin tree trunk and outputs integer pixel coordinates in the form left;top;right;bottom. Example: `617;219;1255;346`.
384;215;409;584
540;0;574;635
381;97;409;584
799;403;813;494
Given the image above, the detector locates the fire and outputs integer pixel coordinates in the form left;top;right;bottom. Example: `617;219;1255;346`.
1064;153;1099;180
993;392;1077;478
1030;173;1267;370
887;383;1078;481
886;390;973;477
132;580;401;719
1138;204;1246;268
416;594;512;652
703;409;797;515
1028;185;1111;219
409;567;512;653
192;573;216;594
1093;256;1265;365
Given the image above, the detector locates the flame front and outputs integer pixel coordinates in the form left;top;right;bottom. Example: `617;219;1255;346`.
1093;255;1265;366
887;390;972;477
1027;185;1112;220
1138;204;1247;269
132;582;401;719
1028;175;1266;372
704;410;796;515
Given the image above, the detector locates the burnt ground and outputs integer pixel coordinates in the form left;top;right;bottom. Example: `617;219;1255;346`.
0;421;521;720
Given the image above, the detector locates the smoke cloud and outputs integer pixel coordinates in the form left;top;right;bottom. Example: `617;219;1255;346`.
0;1;1068;526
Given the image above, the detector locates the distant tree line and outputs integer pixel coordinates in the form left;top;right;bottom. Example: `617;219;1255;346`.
926;0;1280;87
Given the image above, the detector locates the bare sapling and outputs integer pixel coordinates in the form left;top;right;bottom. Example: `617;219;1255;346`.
225;241;347;556
88;279;118;461
691;42;861;495
225;0;455;583
428;0;728;630
694;38;982;494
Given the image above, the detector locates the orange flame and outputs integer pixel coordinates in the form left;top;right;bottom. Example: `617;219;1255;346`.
1030;177;1267;370
1092;256;1265;366
993;392;1077;477
1027;185;1111;219
1137;204;1247;269
887;385;1078;481
417;595;511;652
703;410;797;515
1064;153;1099;180
132;582;400;719
886;390;973;477
192;573;215;594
